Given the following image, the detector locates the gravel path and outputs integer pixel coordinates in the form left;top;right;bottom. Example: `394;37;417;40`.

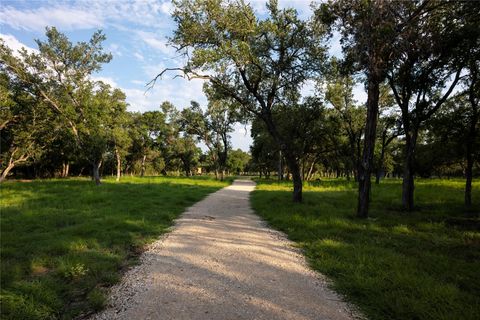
91;179;359;320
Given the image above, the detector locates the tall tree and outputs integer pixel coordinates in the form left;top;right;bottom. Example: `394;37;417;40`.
458;1;480;208
154;0;326;202
319;0;399;217
0;27;112;184
386;1;471;210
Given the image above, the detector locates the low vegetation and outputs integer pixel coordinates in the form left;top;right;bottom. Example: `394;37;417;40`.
251;178;480;320
0;176;230;319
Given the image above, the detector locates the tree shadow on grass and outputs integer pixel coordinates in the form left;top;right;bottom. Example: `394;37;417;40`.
251;181;480;320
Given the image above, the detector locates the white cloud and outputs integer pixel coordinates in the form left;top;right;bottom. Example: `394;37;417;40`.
0;1;174;32
160;1;174;15
136;31;174;56
353;84;367;105
300;79;317;98
231;123;252;152
0;5;103;31
91;76;118;88
0;33;38;55
123;77;207;113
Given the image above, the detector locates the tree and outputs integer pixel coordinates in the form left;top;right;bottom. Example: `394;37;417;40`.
458;2;480;208
375;84;401;184
227;149;250;175
0;72;52;181
180;92;240;181
128;108;168;177
155;0;326;202
0;27;112;184
325;60;364;181
93;83;131;182
386;1;472;210
319;0;400;217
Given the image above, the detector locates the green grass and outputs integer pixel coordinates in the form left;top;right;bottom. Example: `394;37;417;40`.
0;176;230;319
251;178;480;320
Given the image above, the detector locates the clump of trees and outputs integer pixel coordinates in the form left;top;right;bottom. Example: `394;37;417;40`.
0;28;250;183
158;0;478;215
1;0;479;216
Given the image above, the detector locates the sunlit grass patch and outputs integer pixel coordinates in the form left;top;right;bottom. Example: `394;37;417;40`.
0;176;229;319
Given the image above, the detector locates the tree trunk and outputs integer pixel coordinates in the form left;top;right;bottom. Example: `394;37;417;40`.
402;129;417;211
61;162;70;178
465;115;477;208
141;154;146;177
278;150;283;181
376;135;387;185
283;150;302;202
92;161;101;186
0;163;15;182
465;93;478;208
306;160;316;181
115;148;121;182
465;154;473;208
357;75;380;218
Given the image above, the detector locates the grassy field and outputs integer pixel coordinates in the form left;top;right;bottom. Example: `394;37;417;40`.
0;176;230;320
251;178;480;320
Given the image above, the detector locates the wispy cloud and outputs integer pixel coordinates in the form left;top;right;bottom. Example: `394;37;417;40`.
136;31;174;56
0;0;174;32
0;5;103;31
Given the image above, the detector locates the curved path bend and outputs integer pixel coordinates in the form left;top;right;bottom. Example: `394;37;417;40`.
93;179;358;320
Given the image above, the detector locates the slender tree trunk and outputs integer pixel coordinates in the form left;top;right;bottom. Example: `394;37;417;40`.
278;150;283;181
92;161;101;186
306;160;316;181
141;154;146;177
283;150;302;202
465;153;473;208
376;135;387;185
115;148;121;182
402;129;417;211
61;162;69;178
357;75;380;218
465;90;478;208
465;114;477;208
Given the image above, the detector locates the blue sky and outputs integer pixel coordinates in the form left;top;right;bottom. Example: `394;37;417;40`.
0;0;364;151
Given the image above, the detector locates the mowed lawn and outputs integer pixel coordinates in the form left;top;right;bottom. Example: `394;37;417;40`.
0;176;230;320
252;179;480;320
